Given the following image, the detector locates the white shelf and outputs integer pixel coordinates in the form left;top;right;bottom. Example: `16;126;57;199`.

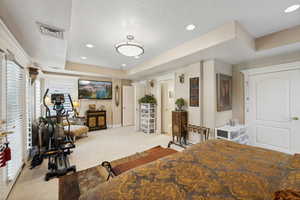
140;103;156;134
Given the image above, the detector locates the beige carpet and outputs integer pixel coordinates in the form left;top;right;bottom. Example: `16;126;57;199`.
8;126;172;200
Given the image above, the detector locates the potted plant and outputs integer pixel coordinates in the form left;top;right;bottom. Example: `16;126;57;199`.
138;95;157;105
175;98;185;111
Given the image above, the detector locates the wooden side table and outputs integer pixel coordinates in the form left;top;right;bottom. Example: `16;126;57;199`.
188;125;210;141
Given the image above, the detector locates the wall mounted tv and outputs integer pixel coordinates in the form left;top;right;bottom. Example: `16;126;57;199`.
78;80;112;100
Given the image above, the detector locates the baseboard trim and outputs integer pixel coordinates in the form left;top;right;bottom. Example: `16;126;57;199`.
112;124;122;128
107;124;122;129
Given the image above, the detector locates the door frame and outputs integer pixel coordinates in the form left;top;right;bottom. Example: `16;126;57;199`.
242;61;300;152
122;86;135;126
155;73;175;134
132;82;146;131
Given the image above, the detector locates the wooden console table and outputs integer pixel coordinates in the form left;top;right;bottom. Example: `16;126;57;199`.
86;110;107;131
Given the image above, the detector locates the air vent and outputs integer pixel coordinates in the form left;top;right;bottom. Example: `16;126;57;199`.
37;22;64;39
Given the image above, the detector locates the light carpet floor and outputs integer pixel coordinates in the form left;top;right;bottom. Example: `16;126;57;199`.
8;126;173;200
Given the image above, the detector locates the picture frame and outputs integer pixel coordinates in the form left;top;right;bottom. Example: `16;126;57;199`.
216;73;232;112
189;77;199;107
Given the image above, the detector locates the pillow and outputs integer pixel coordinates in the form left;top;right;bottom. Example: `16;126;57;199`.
273;190;300;200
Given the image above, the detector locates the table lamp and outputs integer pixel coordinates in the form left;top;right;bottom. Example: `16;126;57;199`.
73;100;80;117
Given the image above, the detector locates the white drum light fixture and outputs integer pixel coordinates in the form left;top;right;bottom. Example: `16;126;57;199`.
115;35;144;57
285;4;300;13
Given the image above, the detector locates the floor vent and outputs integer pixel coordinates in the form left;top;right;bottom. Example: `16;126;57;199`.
37;22;64;39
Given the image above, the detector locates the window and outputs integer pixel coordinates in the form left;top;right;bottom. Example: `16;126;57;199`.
35;79;41;119
44;76;77;117
6;60;26;181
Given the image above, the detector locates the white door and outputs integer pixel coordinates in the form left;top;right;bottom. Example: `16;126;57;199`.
122;86;134;126
161;82;173;134
134;84;145;131
248;69;300;154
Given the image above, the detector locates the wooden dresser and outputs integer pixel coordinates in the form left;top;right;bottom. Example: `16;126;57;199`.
172;111;188;144
86;110;107;131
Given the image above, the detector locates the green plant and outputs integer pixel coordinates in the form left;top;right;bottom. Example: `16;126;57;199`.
175;98;185;110
139;95;157;105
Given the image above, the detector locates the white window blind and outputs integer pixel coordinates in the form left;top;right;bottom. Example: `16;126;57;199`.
26;77;32;150
45;77;77;116
6;60;26;181
35;79;41;119
0;52;7;200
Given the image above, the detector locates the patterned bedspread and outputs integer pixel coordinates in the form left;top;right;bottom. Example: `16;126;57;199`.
80;140;295;200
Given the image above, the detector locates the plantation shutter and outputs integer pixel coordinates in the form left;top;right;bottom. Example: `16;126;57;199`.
35;79;41;119
26;77;32;150
0;51;7;200
45;77;77;116
6;60;26;181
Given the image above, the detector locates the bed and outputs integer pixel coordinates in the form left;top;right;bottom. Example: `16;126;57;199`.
59;146;178;200
77;140;300;200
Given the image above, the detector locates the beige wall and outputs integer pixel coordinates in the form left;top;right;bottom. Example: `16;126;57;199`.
66;61;126;78
232;51;300;123
174;62;202;126
43;73;131;126
202;60;233;129
215;60;233;126
255;25;300;51
202;60;216;129
143;60;232;141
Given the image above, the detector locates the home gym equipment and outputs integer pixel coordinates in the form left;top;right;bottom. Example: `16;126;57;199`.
31;89;76;181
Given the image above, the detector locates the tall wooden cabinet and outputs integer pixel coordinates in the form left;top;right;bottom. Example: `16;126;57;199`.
172;111;188;144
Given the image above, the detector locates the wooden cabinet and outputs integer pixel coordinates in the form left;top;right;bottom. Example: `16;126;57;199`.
172;111;188;144
86;110;107;131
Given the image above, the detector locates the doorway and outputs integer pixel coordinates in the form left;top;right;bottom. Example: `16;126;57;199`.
160;80;174;135
245;65;300;154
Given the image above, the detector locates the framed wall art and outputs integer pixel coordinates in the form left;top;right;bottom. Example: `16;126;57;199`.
189;77;199;107
216;73;232;112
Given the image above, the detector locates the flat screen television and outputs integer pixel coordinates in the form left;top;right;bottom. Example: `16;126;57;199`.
78;80;112;99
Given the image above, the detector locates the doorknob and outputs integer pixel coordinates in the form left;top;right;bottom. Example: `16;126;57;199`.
292;117;299;121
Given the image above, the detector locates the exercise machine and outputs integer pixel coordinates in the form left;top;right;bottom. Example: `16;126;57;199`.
31;89;76;181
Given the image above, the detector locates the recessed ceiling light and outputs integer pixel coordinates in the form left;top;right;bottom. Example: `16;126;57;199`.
81;56;87;60
285;4;300;13
122;64;126;67
186;24;196;31
86;44;94;48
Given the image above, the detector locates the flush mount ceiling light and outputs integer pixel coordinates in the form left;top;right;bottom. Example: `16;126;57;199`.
86;44;94;48
285;4;300;13
122;64;127;67
81;56;87;60
186;24;196;31
115;35;144;57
